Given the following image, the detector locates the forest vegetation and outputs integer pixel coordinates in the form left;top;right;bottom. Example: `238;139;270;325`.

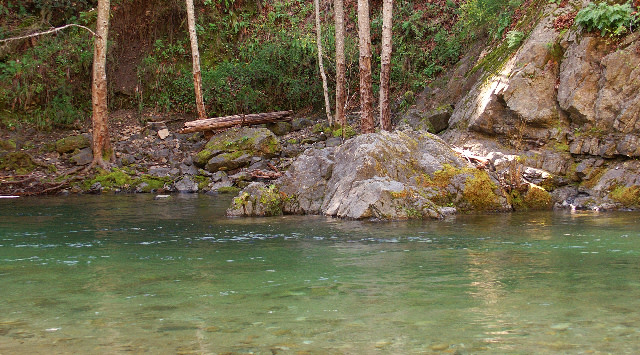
1;0;544;131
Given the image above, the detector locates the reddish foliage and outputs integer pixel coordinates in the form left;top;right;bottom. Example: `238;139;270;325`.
553;11;577;31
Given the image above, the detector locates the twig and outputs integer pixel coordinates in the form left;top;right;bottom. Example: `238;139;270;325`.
0;24;98;44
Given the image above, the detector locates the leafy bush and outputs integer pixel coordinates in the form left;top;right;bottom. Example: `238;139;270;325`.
575;1;639;36
0;27;93;128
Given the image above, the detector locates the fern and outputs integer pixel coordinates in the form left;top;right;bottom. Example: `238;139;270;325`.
575;1;638;36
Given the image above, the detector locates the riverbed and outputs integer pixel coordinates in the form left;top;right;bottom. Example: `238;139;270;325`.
1;195;639;354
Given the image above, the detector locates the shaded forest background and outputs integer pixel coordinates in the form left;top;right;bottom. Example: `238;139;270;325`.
0;0;536;130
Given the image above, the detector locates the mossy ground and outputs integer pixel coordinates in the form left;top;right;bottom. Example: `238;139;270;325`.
0;152;36;175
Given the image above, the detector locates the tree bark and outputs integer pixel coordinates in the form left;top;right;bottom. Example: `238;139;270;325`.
89;0;113;169
314;0;332;126
379;0;393;131
334;0;347;127
186;0;207;120
357;0;375;133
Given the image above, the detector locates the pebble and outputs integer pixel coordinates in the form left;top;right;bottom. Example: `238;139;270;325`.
430;343;450;351
550;323;571;331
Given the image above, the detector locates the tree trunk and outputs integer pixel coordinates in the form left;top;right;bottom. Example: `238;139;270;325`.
379;0;393;131
314;0;332;126
334;0;347;127
186;0;207;120
357;0;375;133
89;0;113;169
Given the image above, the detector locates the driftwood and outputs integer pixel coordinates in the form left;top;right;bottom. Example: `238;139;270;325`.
250;162;283;180
179;110;293;133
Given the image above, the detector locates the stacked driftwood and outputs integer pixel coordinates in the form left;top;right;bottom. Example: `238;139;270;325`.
179;110;293;133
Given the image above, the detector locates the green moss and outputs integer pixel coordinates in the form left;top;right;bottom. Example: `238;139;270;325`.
312;123;328;134
332;124;357;139
462;170;501;211
610;185;640;207
0;139;17;151
231;191;251;210
0;151;36;174
135;174;171;192
55;135;90;154
258;184;284;216
469;41;517;79
90;168;134;190
193;175;211;190
287;138;299;144
217;186;241;194
524;185;552;210
553;141;570;152
580;167;607;189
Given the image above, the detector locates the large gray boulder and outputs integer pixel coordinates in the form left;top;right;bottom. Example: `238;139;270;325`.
227;130;511;219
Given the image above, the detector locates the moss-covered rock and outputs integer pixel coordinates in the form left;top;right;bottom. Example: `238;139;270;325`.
193;127;281;172
610;185;640;208
462;170;504;211
86;168;135;191
55;134;90;154
227;182;284;217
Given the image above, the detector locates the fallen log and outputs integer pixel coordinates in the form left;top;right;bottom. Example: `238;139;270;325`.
179;110;293;133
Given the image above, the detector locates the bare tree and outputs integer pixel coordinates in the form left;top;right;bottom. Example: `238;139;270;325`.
314;0;332;126
334;0;347;127
186;0;207;120
89;0;113;169
379;0;393;131
357;0;375;133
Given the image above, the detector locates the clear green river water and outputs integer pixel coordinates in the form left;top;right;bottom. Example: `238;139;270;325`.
1;194;639;354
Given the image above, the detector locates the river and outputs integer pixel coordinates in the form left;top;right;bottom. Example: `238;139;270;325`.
1;194;639;354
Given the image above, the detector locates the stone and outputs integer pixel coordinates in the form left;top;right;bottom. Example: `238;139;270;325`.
291;117;313;131
229;130;511;219
174;176;198;193
55;134;90;154
148;167;172;177
158;128;170;140
205;152;253;172
325;137;342;148
266;121;292;136
179;163;198;175
227;182;284;217
208;180;234;192
70;147;93;166
193;127;281;172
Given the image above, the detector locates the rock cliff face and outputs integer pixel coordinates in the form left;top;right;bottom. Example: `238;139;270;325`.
440;2;640;211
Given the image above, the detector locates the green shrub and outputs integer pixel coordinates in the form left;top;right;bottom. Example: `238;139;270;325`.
575;1;639;36
0;26;93;128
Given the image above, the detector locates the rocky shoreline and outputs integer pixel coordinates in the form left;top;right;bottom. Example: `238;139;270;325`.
2;2;639;218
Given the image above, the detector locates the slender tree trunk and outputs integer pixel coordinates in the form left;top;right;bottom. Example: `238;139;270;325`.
89;0;113;169
379;0;393;131
357;0;375;133
314;0;332;126
186;0;206;120
334;0;346;127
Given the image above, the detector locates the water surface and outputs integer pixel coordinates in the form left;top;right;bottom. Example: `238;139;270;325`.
1;195;639;354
